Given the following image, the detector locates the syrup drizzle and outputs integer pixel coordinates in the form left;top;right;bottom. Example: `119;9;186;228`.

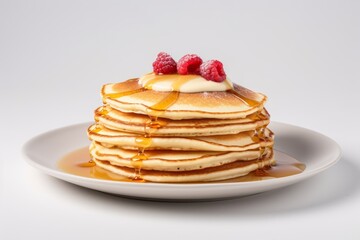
99;105;110;116
130;79;184;179
227;89;260;107
91;125;103;133
227;90;270;174
250;115;270;175
94;105;111;121
102;87;146;103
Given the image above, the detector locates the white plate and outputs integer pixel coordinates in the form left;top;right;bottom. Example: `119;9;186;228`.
22;122;341;201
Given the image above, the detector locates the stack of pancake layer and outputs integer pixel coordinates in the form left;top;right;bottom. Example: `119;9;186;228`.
88;74;274;182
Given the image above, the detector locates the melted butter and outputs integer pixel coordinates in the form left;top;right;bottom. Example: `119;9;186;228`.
58;147;306;183
139;72;233;92
142;74;197;91
223;78;233;90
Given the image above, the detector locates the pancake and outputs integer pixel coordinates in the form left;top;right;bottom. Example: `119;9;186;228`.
95;106;270;136
88;124;274;151
102;79;267;120
93;150;275;183
90;141;272;171
87;66;274;183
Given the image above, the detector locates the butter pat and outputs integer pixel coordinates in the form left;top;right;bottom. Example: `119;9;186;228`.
138;72;233;93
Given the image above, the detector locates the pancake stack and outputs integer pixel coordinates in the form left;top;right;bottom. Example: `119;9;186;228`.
87;73;274;183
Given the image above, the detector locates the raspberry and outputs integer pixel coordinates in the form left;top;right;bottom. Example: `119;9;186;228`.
177;54;203;75
152;52;177;74
200;60;226;82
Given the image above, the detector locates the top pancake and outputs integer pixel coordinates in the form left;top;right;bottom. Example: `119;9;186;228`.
102;79;267;120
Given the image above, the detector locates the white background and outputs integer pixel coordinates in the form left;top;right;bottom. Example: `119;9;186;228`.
1;0;359;239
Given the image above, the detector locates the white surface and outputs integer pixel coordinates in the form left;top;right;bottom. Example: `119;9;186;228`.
22;122;341;200
0;0;359;239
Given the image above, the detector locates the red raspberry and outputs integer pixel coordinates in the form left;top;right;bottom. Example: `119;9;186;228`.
200;60;226;82
152;52;177;74
177;54;203;75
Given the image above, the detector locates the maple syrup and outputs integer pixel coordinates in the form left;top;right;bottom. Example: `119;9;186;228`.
98;105;110;116
127;76;195;179
227;89;260;107
58;147;306;183
91;125;102;133
102;87;146;103
94;105;110;121
77;159;96;167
